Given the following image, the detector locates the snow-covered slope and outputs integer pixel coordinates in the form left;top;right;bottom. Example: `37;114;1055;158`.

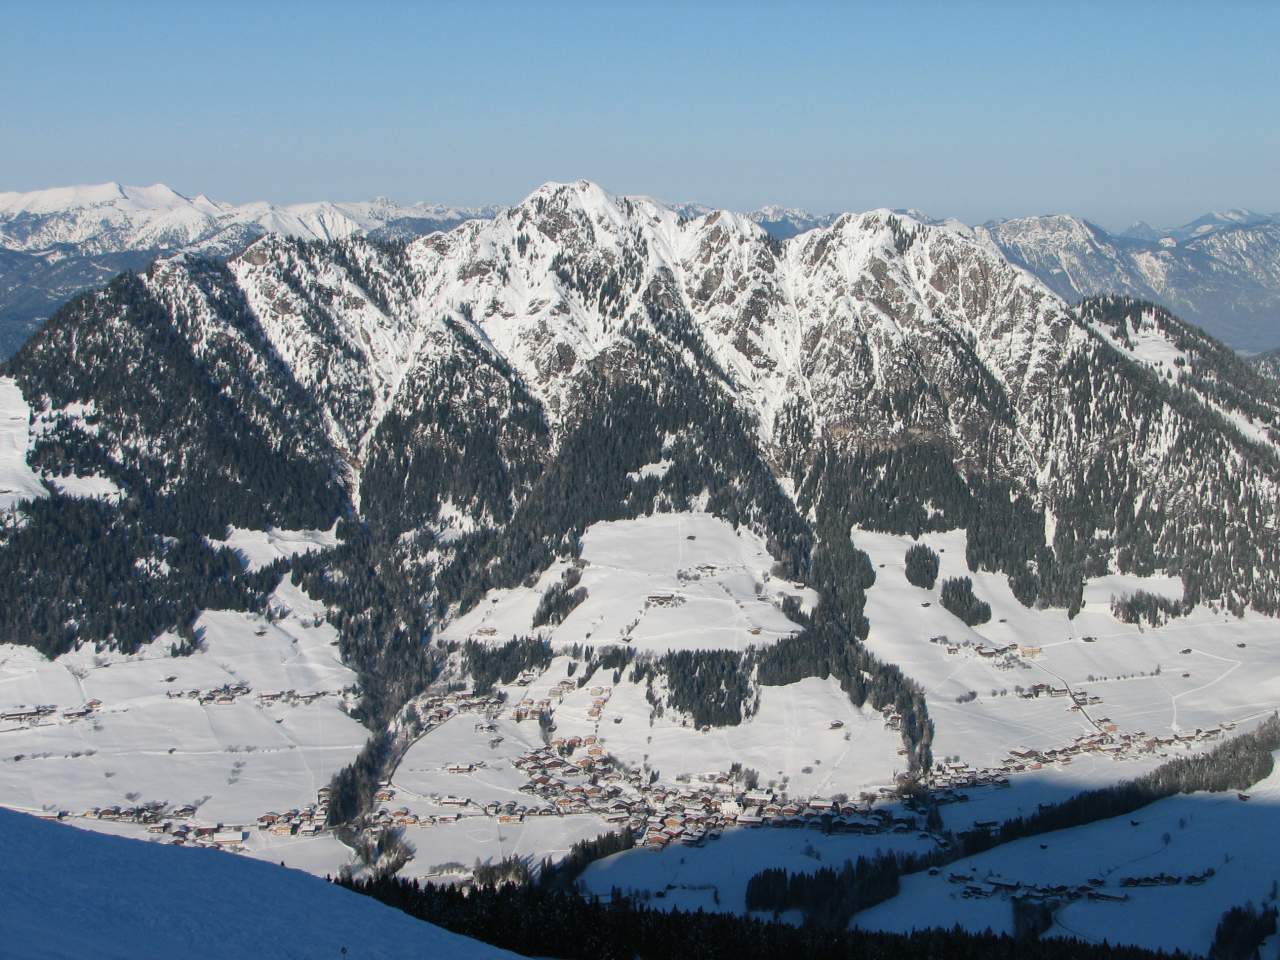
0;806;520;959
855;750;1280;955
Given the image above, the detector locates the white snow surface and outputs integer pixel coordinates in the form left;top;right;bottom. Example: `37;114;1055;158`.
856;751;1280;955
207;524;341;572
0;580;365;825
0;807;521;959
0;377;46;510
581;825;935;916
441;512;816;653
0;181;500;257
0;376;122;505
858;528;1280;767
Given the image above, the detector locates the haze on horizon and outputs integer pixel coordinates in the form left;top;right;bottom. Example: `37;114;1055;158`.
2;0;1277;232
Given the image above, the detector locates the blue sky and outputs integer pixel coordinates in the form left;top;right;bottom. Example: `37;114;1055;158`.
3;1;1277;229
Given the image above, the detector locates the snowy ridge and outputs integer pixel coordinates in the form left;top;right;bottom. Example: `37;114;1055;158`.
0;181;501;257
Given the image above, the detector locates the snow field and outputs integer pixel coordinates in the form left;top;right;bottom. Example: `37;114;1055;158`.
440;513;816;654
206;524;341;572
542;668;905;799
0;377;46;510
579;825;937;916
0;580;365;825
856;528;1280;778
855;751;1280;955
0;808;521;960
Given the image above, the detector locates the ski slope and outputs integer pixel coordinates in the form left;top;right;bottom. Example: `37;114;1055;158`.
0;807;520;960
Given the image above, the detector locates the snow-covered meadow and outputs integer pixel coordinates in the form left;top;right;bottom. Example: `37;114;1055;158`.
440;512;816;654
856;751;1280;955
0;580;365;826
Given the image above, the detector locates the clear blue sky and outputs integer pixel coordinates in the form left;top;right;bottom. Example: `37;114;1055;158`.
3;0;1277;229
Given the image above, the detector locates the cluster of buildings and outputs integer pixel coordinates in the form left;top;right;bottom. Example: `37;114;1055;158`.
254;792;330;838
2;699;103;725
944;863;1218;905
165;681;253;705
1119;868;1215;888
947;870;1131;904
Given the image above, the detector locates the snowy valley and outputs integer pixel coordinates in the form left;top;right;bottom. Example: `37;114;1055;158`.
2;181;1279;957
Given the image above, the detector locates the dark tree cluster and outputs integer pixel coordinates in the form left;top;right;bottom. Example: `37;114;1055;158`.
0;496;279;657
1209;902;1277;960
958;714;1280;856
904;543;939;588
1111;590;1189;628
648;650;756;728
463;637;553;693
324;730;393;827
537;828;635;892
532;565;587;627
939;576;992;626
745;853;904;928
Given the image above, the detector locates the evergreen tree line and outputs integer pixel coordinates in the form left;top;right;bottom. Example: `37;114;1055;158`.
333;874;1182;960
1208;901;1277;960
537;828;635;891
0;496;282;657
1111;590;1190;628
324;730;394;827
744;853;904;928
632;650;758;728
956;714;1280;856
532;565;587;627
463;636;553;692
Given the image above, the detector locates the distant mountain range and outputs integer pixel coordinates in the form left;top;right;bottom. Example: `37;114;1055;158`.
978;209;1280;352
2;182;1279;357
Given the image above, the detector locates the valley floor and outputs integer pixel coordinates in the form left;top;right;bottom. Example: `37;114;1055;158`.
2;511;1278;955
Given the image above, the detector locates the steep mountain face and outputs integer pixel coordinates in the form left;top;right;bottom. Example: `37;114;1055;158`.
1247;346;1280;382
4;180;1280;742
0;183;500;358
979;213;1280;351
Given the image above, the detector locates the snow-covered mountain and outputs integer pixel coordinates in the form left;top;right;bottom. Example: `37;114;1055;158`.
980;211;1280;350
0;181;500;256
5;180;1280;956
0;182;500;357
7;179;1280;637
